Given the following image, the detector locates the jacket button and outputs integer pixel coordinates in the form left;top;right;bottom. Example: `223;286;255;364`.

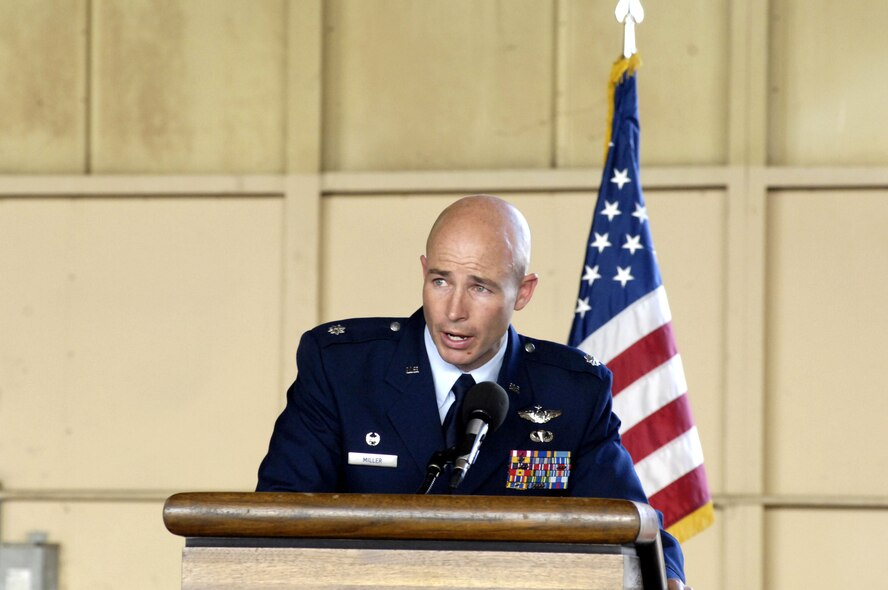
390;321;401;332
524;342;535;353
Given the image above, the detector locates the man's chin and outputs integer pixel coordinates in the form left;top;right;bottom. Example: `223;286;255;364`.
437;346;476;371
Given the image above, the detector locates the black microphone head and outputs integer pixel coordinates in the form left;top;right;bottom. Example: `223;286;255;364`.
460;381;509;431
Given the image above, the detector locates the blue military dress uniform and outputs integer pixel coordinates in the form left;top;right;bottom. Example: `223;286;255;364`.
257;308;685;581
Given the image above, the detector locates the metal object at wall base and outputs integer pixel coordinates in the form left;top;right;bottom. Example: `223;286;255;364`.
0;532;59;590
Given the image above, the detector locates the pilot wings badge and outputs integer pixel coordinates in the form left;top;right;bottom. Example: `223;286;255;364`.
518;405;562;424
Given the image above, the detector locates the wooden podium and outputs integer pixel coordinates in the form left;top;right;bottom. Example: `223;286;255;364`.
163;492;666;590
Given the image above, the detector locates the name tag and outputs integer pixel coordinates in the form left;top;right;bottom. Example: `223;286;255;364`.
348;452;398;468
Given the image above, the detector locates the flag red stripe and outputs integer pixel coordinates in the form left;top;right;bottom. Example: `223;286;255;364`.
622;394;694;462
609;322;678;395
648;464;712;527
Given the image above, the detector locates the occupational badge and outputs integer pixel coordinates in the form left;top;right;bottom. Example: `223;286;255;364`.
530;430;554;443
518;405;562;424
365;432;381;446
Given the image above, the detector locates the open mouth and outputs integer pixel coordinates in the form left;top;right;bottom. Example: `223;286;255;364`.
443;331;473;346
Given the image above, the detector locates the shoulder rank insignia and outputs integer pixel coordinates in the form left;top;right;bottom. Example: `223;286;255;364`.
327;324;346;335
518;405;562;424
584;353;601;366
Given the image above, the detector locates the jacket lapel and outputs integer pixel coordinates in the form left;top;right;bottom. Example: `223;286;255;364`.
383;310;445;475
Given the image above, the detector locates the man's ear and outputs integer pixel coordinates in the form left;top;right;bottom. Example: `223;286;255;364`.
513;273;539;311
420;254;428;276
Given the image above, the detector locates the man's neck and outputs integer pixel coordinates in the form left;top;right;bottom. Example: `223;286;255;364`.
423;326;508;421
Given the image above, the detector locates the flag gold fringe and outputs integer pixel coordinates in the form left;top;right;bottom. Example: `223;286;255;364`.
666;501;715;543
603;53;642;163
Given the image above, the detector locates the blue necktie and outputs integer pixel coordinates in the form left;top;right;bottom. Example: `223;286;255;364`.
443;373;475;449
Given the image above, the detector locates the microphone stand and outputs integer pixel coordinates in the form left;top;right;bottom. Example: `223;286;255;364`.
416;448;457;494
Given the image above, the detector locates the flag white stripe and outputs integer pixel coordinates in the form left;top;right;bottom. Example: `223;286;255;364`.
613;354;688;434
577;285;672;363
634;427;705;497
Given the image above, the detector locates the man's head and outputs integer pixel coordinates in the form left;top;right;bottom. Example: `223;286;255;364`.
421;195;538;372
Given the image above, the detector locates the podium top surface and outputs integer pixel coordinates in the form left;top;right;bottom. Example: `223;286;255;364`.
163;492;660;546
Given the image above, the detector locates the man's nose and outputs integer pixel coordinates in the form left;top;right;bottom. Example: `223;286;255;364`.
446;289;468;321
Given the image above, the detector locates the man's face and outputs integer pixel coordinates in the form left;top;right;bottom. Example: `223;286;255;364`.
421;224;536;372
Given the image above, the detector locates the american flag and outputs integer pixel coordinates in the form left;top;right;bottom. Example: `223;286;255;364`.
568;55;714;541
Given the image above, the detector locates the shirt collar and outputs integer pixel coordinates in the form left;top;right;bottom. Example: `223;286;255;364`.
423;326;508;421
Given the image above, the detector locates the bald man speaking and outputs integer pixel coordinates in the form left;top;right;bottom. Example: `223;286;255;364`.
257;196;692;589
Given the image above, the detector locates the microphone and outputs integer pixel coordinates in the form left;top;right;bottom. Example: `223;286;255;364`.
450;381;509;489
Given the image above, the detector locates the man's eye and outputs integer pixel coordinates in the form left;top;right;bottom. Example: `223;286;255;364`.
432;278;446;287
472;285;490;294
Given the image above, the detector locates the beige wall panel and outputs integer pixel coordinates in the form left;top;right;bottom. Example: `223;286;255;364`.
679;507;722;589
770;0;888;165
766;508;888;588
321;190;724;490
0;197;283;489
286;0;323;174
766;190;888;494
91;0;285;173
0;0;86;173
1;501;181;590
322;0;554;171
320;194;444;320
558;0;728;167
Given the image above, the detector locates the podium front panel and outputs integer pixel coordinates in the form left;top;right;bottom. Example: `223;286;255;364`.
181;541;643;590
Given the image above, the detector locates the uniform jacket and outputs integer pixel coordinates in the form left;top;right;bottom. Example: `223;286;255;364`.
257;308;685;580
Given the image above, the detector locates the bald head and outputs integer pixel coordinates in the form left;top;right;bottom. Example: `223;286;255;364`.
421;195;538;371
426;195;532;280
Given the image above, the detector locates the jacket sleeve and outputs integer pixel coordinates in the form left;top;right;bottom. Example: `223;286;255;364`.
256;329;343;492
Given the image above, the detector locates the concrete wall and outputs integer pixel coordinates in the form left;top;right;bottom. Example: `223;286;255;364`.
2;1;887;588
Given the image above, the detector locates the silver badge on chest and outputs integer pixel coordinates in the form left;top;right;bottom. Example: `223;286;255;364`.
530;430;554;443
518;405;562;424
